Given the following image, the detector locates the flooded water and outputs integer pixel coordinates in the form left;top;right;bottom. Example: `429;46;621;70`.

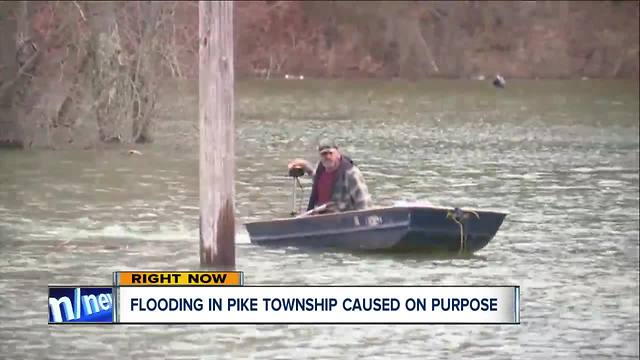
1;79;638;359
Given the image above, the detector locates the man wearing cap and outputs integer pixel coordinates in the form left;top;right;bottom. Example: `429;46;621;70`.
288;140;372;214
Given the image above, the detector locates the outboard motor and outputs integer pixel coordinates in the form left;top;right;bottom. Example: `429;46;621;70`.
288;166;305;178
288;166;306;217
286;165;335;217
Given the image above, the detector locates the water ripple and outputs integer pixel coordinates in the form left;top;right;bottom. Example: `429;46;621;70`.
0;79;638;359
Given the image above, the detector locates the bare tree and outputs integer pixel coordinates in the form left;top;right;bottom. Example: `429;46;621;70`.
0;1;42;148
0;2;21;147
128;1;162;144
76;1;163;145
85;1;127;143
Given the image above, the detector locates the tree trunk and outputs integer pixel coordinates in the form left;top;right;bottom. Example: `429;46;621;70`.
199;1;235;268
131;1;161;144
17;1;28;38
0;2;22;148
88;1;126;143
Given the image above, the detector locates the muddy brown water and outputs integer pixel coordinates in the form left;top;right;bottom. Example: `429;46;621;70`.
0;79;638;359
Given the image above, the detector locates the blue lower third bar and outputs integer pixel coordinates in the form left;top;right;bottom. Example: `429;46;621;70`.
48;287;114;324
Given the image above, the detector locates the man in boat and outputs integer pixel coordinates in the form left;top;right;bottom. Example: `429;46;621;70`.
288;139;372;214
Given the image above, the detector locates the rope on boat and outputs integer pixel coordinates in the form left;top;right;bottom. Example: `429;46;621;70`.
446;208;480;254
452;217;465;254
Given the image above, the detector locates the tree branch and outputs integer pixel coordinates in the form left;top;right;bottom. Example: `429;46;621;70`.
0;48;40;101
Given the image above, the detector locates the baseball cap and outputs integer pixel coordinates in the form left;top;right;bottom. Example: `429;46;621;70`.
317;138;339;153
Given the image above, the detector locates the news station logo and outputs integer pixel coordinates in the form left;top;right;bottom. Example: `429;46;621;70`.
48;287;114;323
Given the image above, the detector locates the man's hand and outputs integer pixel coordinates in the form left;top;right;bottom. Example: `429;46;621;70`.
287;159;313;175
320;201;338;213
287;159;308;169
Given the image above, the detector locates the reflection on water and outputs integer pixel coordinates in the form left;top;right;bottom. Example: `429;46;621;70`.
0;79;638;359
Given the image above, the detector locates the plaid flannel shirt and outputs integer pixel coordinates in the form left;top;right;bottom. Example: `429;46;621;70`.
306;156;373;212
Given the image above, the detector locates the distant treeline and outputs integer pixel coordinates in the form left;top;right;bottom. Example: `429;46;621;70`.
1;1;638;149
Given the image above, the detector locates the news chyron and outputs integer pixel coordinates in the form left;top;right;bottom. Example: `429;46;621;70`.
48;287;114;324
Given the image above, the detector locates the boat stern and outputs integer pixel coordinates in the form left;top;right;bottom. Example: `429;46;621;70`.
399;207;507;254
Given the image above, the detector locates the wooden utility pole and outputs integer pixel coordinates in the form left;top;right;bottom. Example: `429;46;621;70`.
199;1;235;268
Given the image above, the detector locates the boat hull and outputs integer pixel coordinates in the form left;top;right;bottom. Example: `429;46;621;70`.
245;206;507;254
